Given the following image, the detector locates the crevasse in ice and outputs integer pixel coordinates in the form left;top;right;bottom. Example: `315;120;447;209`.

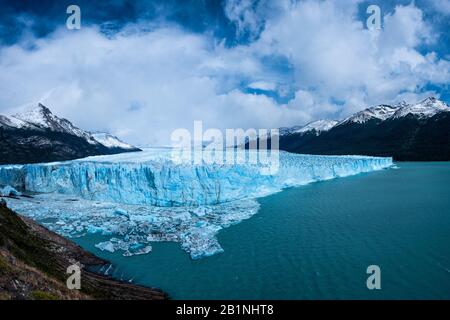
0;148;392;259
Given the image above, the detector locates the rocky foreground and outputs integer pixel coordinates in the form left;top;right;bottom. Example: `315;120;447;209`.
0;199;167;300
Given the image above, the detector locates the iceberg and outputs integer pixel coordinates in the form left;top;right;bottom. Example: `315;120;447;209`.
0;148;392;259
0;185;22;197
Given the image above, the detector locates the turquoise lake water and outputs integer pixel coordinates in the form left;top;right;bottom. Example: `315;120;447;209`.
75;162;450;299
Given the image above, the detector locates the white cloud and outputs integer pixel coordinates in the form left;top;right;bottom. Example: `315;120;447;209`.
429;0;450;15
0;25;307;145
248;0;449;117
380;3;435;49
247;81;277;91
224;0;290;39
225;0;262;37
0;1;448;145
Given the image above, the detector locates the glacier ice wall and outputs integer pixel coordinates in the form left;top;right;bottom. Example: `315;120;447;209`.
0;149;392;259
0;150;392;207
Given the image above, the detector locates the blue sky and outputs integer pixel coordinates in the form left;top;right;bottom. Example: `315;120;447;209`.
0;0;449;145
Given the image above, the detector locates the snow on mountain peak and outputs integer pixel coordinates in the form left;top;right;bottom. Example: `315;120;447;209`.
295;120;338;135
1;102;139;151
396;100;408;108
339;104;399;125
338;97;449;125
10;103;98;144
0;114;28;129
13;103;66;129
279;120;338;136
276;97;449;136
278;125;304;136
391;97;449;119
91;132;137;150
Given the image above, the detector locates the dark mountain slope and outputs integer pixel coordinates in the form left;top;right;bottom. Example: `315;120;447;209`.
250;97;450;161
0;104;140;165
279;112;450;161
0;127;116;164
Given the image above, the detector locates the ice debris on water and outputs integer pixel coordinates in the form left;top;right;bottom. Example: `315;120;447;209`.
3;192;259;259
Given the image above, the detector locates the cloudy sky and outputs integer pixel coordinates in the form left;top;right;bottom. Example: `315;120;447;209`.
0;0;449;145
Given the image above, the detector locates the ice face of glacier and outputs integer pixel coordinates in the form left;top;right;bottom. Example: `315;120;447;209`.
0;149;392;207
0;149;393;259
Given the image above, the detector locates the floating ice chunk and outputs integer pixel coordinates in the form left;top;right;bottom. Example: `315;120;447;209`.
181;225;224;259
0;185;22;197
87;225;104;234
123;244;152;257
114;208;129;218
191;207;210;217
95;241;115;253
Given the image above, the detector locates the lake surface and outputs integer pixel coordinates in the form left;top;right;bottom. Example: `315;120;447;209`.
75;162;450;299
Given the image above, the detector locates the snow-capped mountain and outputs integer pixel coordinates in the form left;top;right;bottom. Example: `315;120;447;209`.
279;120;338;137
278;125;304;136
0;114;28;129
339;104;400;125
278;97;449;135
294;120;338;135
338;97;449;125
90;132;137;150
0;103;140;164
1;103;139;150
268;97;450;161
391;97;449;119
9;103;98;144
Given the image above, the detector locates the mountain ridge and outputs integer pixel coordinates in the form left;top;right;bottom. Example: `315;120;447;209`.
260;97;450;161
280;97;449;135
0;103;140;165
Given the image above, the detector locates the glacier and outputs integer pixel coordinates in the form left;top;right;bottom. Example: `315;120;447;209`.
0;148;392;259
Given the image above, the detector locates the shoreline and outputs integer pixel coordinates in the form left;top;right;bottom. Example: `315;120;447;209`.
0;199;168;300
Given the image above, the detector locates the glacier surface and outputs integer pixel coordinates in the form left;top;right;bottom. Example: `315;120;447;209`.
0;149;392;259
